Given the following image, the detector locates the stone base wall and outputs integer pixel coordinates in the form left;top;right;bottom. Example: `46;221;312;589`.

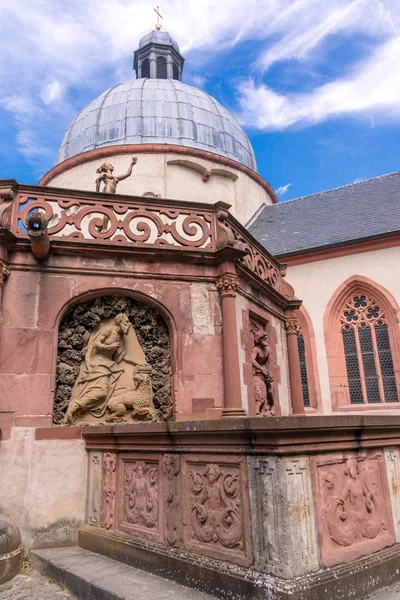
79;416;400;599
0;428;87;551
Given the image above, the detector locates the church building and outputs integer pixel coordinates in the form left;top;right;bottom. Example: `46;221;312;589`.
1;26;400;600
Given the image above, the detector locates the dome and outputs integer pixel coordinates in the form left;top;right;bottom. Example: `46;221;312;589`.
55;79;257;172
138;30;180;52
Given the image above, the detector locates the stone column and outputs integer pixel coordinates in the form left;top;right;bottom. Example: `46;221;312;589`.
166;55;174;79
286;319;305;415
149;51;157;78
216;274;246;418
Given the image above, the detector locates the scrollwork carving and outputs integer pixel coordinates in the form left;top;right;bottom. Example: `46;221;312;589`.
124;461;158;530
216;209;235;250
190;463;243;550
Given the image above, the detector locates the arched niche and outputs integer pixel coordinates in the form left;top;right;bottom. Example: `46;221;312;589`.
54;295;171;424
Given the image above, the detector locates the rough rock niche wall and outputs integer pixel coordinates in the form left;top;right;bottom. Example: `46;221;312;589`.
54;296;172;424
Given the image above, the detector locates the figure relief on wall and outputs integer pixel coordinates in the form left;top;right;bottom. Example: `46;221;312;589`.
251;322;275;416
320;457;386;547
190;463;243;550
95;157;137;194
102;453;117;530
124;461;158;530
64;313;157;425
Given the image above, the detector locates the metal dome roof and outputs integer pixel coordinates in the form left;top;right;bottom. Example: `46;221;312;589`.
138;30;180;52
55;79;257;171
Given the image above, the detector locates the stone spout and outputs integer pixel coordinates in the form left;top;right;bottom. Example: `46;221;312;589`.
26;211;51;260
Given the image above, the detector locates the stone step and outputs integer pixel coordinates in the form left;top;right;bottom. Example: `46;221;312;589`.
31;546;218;600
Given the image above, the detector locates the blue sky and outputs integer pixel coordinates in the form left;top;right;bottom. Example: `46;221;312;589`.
1;0;399;201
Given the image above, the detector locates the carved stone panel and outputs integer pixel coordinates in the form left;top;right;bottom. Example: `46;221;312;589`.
384;447;400;543
55;296;171;425
87;452;102;527
101;453;117;530
182;455;252;566
311;450;395;567
119;455;162;541
162;454;183;548
248;455;318;578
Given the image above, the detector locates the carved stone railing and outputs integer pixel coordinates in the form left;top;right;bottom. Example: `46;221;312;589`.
0;182;288;295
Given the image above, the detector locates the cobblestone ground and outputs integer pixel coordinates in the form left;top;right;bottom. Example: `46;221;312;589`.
2;567;400;600
0;568;76;600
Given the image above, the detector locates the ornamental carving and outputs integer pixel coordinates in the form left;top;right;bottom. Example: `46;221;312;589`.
312;451;395;566
190;463;243;550
163;454;182;547
63;312;157;425
123;461;158;530
55;296;171;424
215;274;240;297
340;294;387;331
232;227;280;291
102;453;117;530
0;260;10;286
251;322;275;416
0;203;11;230
216;208;235;250
15;193;214;250
285;319;299;333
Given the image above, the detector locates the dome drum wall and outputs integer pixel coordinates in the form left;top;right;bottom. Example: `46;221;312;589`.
44;149;275;225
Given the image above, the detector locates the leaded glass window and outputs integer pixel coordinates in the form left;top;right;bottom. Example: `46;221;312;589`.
340;294;398;404
296;331;310;407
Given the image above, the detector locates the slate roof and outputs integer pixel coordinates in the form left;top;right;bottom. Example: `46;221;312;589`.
248;172;400;257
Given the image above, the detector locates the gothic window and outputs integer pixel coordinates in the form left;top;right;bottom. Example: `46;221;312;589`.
341;294;398;404
296;330;310;407
156;56;167;79
141;58;150;79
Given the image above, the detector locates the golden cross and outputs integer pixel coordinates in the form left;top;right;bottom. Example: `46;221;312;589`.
154;6;163;30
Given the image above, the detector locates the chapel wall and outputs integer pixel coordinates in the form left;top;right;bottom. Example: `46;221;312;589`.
285;245;400;414
42;152;274;225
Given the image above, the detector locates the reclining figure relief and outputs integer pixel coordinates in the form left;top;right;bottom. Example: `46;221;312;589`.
64;313;157;425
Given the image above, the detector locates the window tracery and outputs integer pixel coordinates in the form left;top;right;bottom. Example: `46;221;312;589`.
340;294;398;404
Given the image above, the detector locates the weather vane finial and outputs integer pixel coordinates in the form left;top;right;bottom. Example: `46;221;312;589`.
154;6;163;31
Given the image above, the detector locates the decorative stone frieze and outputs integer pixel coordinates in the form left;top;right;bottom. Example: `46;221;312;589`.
120;456;161;540
182;455;252;566
248;455;319;578
101;453;117;530
311;450;395;567
215;274;240;297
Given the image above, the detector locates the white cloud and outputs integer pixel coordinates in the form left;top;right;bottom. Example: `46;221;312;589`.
238;34;400;130
0;0;399;172
276;183;292;196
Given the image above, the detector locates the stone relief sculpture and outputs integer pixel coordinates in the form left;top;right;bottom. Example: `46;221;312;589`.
124;461;158;529
190;463;243;550
320;457;386;547
64;313;157;425
251;327;275;416
163;454;182;547
95;157;137;194
102;453;117;530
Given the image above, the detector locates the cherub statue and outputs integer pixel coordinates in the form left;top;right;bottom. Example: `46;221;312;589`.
95;157;137;194
252;328;275;416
